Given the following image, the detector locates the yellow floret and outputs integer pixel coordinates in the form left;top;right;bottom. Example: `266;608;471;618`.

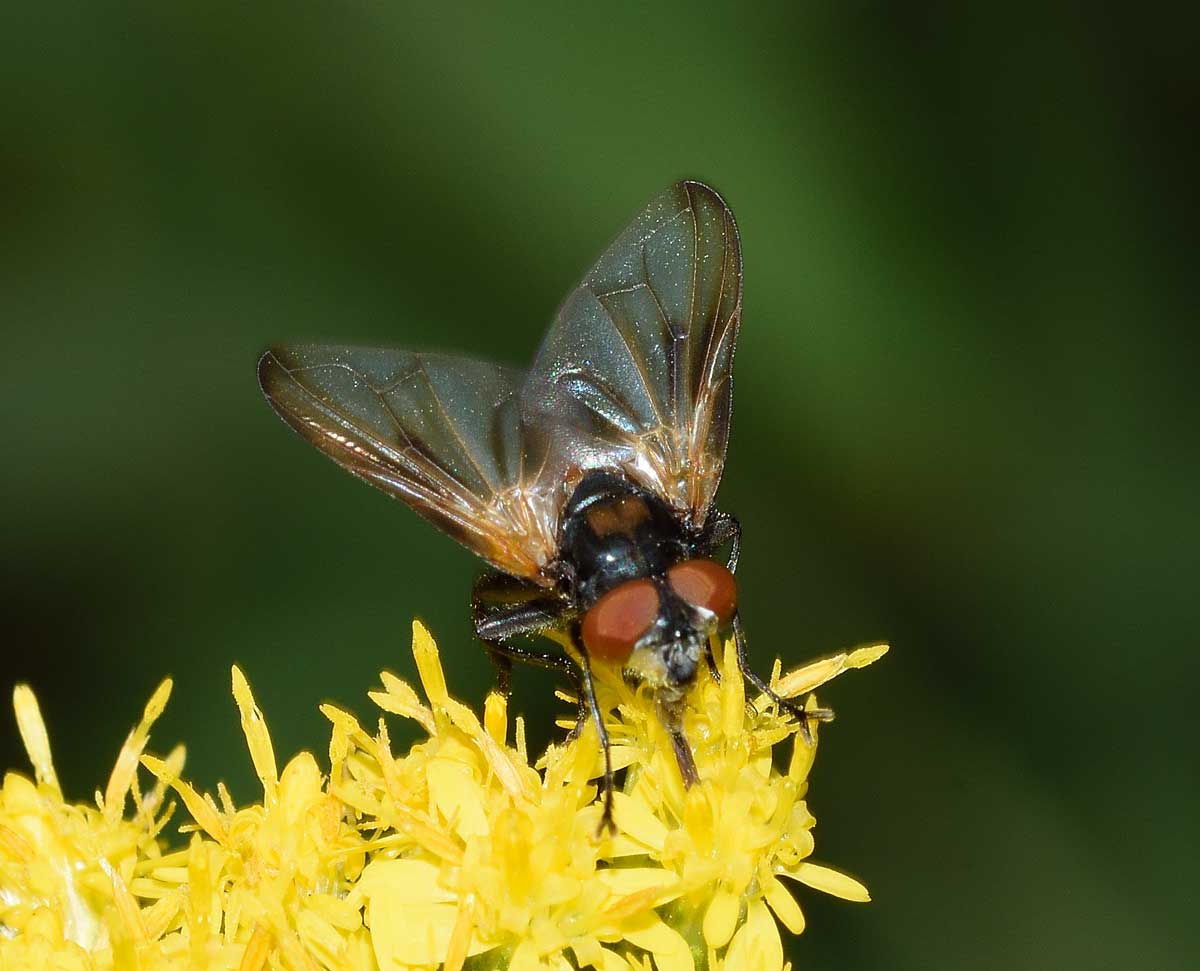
0;622;885;970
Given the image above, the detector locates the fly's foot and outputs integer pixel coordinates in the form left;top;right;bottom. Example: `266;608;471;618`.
775;695;834;745
745;675;834;743
596;787;617;837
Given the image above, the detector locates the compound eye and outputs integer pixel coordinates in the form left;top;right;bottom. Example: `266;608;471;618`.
581;578;659;663
667;559;737;625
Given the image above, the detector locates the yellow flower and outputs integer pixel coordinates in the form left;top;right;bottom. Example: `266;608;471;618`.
0;622;885;971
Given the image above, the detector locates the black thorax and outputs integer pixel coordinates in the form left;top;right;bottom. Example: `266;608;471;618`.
559;471;688;605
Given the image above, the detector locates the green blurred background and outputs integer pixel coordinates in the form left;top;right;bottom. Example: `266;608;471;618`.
3;3;1196;968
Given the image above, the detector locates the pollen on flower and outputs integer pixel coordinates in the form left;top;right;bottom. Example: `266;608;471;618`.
0;622;885;971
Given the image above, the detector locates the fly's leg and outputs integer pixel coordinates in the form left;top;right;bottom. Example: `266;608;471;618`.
479;638;583;693
668;725;700;787
473;575;615;830
472;572;574;690
693;511;741;685
700;515;831;733
704;637;722;683
627;667;699;789
732;613;833;743
471;572;584;719
702;509;741;574
487;646;512;698
570;619;617;836
471;574;661;834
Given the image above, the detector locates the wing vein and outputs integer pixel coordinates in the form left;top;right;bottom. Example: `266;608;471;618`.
696;210;736;449
415;361;504;494
286;360;481;513
596;283;667;432
683;183;700;426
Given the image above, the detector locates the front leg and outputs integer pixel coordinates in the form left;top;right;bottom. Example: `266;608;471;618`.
701;509;741;574
733;613;833;743
694;510;742;685
569;619;617;835
473;575;617;835
471;571;579;698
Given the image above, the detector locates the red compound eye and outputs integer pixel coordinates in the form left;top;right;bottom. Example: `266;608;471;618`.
581;578;659;663
667;559;737;624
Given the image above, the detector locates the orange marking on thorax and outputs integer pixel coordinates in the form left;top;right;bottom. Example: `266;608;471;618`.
585;495;651;538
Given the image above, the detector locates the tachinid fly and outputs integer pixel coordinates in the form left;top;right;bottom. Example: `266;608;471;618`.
258;181;826;828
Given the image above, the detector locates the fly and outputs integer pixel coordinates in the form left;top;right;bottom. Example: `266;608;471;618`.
258;180;827;829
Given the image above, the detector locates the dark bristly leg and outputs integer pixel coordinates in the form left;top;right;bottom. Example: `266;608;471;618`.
477;636;587;732
572;622;616;835
700;512;738;687
487;647;513;698
702;509;742;574
481;638;581;687
704;636;722;683
668;725;699;788
563;707;588;744
732;613;833;744
472;574;614;827
472;573;573;685
471;571;587;723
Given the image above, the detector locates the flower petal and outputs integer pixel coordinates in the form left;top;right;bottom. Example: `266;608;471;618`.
484;691;508;745
596;946;636;971
369;673;436;734
720;638;745;739
12;684;59;794
509;939;543;971
413;618;450;706
232;666;278;805
427;758;491;838
595;867;678;898
623;915;694;971
443;697;531;799
610;791;668;851
238;923;272;971
773;643;889;698
762;876;806;935
360;859;483;966
781;861;871;902
140;755;229;846
724;898;783;971
357;859;456;904
369;900;459;967
702;887;740;949
847;642;890;667
104;677;171;822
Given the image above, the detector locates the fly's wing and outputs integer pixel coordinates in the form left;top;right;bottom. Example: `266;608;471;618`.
258;346;561;583
522;180;743;525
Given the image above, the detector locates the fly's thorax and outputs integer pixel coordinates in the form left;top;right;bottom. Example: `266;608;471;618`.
559;470;689;605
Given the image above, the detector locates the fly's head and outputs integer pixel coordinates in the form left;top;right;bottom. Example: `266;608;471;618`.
580;558;738;699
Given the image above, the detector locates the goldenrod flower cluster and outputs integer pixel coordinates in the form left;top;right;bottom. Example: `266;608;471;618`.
0;622;885;970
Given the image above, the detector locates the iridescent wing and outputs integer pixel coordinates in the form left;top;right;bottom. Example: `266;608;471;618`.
522;180;743;525
258;346;562;583
259;183;742;575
